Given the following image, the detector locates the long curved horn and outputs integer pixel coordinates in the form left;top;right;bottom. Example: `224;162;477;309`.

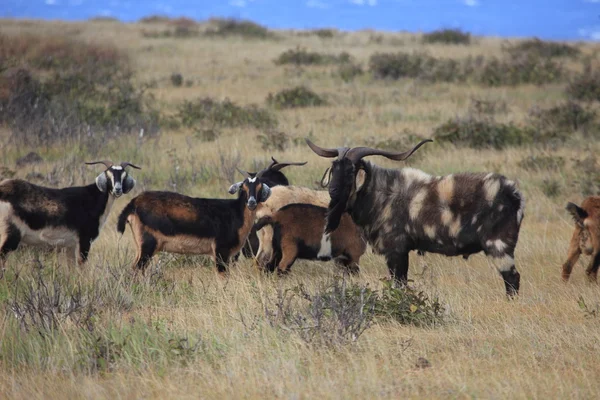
85;160;113;169
305;139;349;159
269;156;307;171
345;139;433;164
120;162;141;170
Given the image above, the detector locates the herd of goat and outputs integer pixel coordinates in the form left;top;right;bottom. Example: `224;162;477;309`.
0;138;597;297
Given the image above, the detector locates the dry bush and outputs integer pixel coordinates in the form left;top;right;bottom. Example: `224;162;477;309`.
177;97;277;129
433;116;532;149
274;47;351;66
518;155;565;172
567;63;600;102
422;28;471;45
528;101;597;140
505;38;580;59
205;18;273;39
266;86;327;109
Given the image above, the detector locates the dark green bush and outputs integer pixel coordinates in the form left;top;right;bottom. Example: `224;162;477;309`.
205;18;272;39
337;62;364;82
477;52;564;86
274;47;351;66
266;86;327;109
506;38;580;59
528;101;597;140
567;64;600;102
177;97;277;129
433;117;532;149
170;73;183;87
422;28;471;45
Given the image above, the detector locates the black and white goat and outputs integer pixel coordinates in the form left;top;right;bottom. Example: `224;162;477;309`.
255;203;366;274
0;160;140;268
241;157;306;258
117;169;271;273
307;139;526;297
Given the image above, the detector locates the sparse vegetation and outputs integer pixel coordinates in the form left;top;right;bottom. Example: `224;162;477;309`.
518;155;565;172
506;38;580;59
433;116;532;149
205;18;273;39
177;97;277;129
422;28;471;45
567;63;600;102
266;86;327;109
274;47;351;66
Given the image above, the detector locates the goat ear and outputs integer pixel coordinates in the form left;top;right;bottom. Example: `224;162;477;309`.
355;169;367;192
259;184;271;202
95;173;108;193
122;174;136;194
228;182;242;195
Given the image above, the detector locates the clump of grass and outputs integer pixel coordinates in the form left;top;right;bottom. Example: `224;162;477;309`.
266;86;327;109
433;116;532;149
256;130;290;151
567;63;600;102
170;72;183;87
572;154;600;196
528;101;597;140
506;38;580;59
518;155;565;172
478;51;564;86
274;47;351;66
337;62;364;82
422;28;471;45
205;18;273;39
177;97;277;129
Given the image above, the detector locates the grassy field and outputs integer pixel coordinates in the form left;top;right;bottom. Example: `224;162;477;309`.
1;18;600;399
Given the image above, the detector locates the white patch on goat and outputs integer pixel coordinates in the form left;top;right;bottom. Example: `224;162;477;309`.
484;173;494;180
248;177;257;183
404;224;410;233
486;239;507;252
441;208;453;226
99;194;116;230
484;179;500;204
477;225;482;233
112;166;123;170
437;175;454;203
449;215;462;238
437;239;444;245
424;225;436;239
488;255;514;272
471;215;478;225
317;233;332;259
402;168;431;189
516;188;525;224
497;204;504;212
409;189;427;220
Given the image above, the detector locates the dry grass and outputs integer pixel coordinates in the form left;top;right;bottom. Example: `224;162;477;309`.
1;18;600;399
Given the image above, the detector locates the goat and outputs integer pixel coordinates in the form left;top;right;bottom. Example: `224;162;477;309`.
561;198;600;282
253;185;330;268
117;169;271;273
0;160;140;269
255;203;366;275
241;157;307;259
307;139;526;297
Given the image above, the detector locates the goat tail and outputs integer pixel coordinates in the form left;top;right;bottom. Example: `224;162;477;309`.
254;216;274;232
566;202;588;227
117;200;136;234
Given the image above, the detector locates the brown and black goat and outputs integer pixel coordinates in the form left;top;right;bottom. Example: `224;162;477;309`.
561;197;600;282
117;169;271;273
0;161;140;269
253;185;330;268
241;157;307;259
307;139;526;297
255;203;366;275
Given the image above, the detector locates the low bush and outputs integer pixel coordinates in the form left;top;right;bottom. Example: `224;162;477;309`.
422;28;471;45
572;155;600;196
337;62;364;82
170;72;183;87
266;86;327;109
177;97;277;129
567;64;600;102
518;155;565;172
506;38;580;59
433;116;532;149
477;51;564;86
528;101;597;140
256;130;290;151
274;47;351;66
205;18;273;39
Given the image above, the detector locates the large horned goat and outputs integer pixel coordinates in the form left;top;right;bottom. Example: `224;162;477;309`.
0;161;140;269
306;139;525;297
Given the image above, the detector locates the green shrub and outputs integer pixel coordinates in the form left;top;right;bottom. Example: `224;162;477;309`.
337;62;364;82
506;38;580;59
477;52;564;86
266;86;327;109
433;116;532;149
256;130;290;151
194;128;220;142
205;18;273;39
528;101;597;140
422;28;471;45
274;47;351;66
170;72;183;87
312;28;337;39
572;155;600;196
567;64;600;102
177;97;277;129
518;155;565;172
541;179;561;198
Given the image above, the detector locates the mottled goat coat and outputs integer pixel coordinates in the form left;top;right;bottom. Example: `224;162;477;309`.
255;203;366;274
240;157;307;259
561;197;600;282
254;185;330;268
307;139;525;296
117;172;271;273
0;161;139;268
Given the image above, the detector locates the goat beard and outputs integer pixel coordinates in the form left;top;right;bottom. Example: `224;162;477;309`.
325;161;354;234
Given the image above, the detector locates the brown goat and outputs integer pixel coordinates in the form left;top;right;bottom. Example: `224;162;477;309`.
562;197;600;282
